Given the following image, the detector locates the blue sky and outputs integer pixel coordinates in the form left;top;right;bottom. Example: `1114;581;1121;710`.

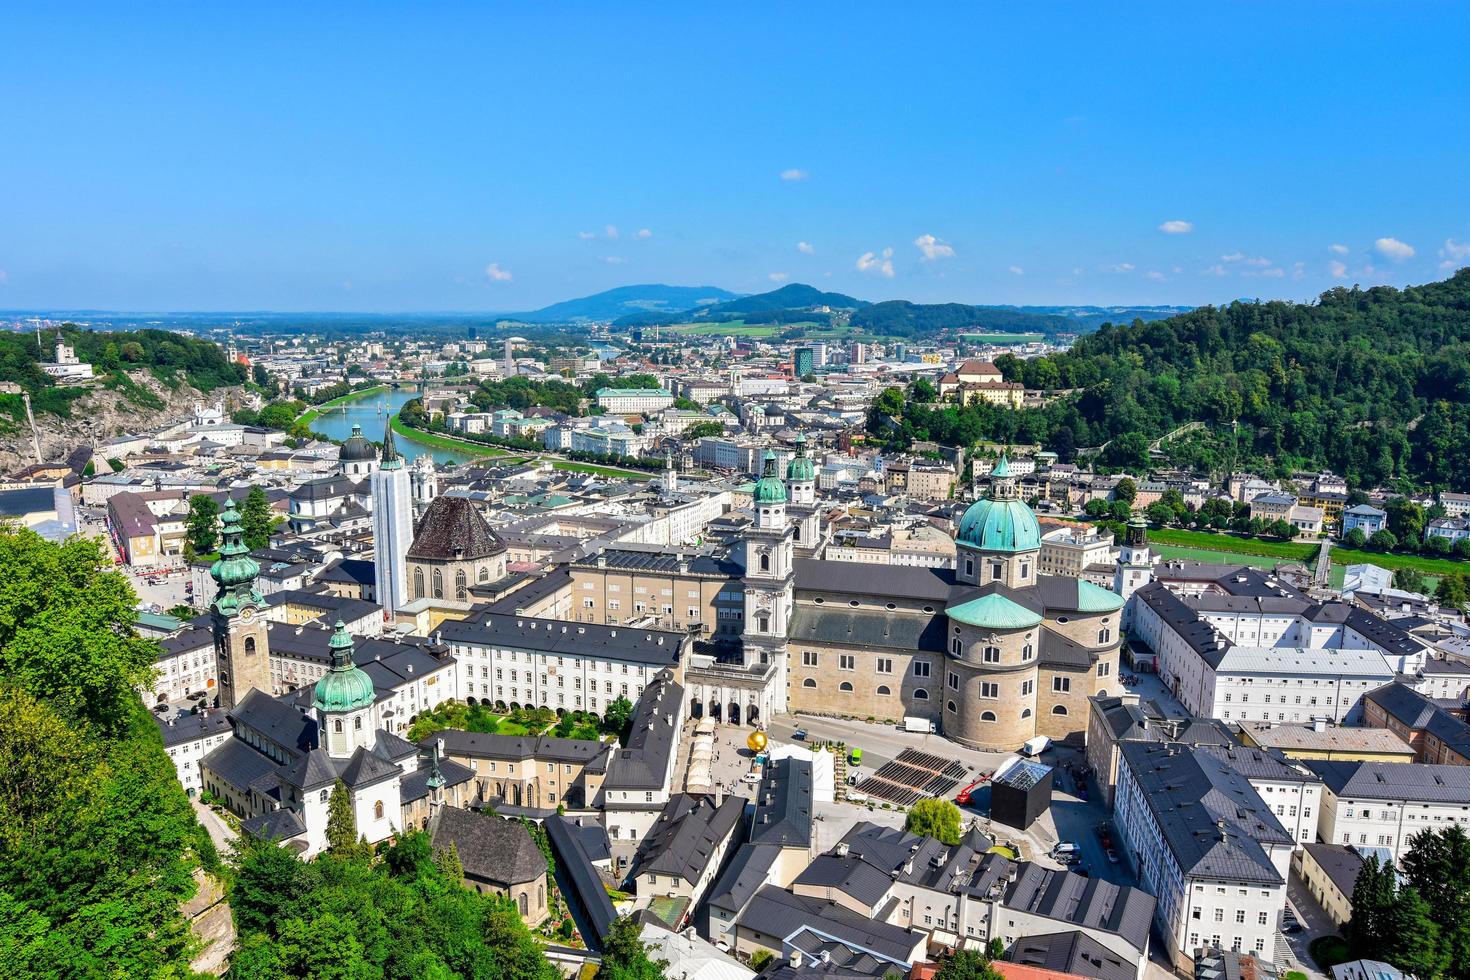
2;3;1468;312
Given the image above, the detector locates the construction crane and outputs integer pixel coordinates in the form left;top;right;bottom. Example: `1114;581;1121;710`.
20;391;42;464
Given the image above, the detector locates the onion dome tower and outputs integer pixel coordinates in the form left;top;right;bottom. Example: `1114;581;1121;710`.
314;620;378;758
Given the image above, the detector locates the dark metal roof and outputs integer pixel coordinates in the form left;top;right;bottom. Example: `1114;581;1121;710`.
750;758;813;849
707;842;782;914
427;728;612;767
1119;742;1290;885
572;547;742;578
546;814;617;948
604;671;684;790
1002;860;1156;953
634;793;745;884
1305;759;1470;803
738;886;923;967
788;606;946;653
1302;842;1365;901
241;808;306;843
440;613;687;668
155;709;231;747
1007;930;1139;980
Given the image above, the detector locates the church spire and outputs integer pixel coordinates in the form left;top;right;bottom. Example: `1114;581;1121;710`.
210;498;262;618
380;418;403;470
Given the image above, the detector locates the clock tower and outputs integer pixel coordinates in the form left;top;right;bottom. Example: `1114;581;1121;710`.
211;498;271;709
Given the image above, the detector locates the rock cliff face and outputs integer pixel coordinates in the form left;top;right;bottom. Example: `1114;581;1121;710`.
0;372;247;472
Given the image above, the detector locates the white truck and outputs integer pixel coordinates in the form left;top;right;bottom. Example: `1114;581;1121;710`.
902;716;936;734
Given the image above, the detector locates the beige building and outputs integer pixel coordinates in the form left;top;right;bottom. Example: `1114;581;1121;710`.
786;458;1123;749
430;806;550;926
406;495;509;602
1039;524;1115;578
1296;842;1362;929
567;548;746;643
907;461;958;501
431;728;611;809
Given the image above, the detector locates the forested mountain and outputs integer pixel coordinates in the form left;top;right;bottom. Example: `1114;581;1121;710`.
702;283;864;316
514;284;741;323
850;301;1072;338
877;270;1470;491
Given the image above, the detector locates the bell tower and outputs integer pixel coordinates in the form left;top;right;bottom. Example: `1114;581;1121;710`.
1116;516;1154;624
211;499;271;709
740;452;794;673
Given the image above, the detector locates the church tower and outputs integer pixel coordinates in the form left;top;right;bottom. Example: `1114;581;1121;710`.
740;451;795;686
313;620;377;758
784;433;822;550
954;456;1042;588
1115;516;1154;625
211;499;271;709
410;453;439;520
371;420;414;616
662;452;678;498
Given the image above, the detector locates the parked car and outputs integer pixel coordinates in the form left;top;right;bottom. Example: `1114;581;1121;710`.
793;729;808;741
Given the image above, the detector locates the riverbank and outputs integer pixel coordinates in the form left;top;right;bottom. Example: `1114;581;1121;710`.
391;414;652;478
297;385;390;426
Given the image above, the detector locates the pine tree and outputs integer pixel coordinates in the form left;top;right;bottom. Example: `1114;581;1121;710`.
325;780;358;855
434;840;463;884
1384;887;1448;980
239;486;274;552
1349;855;1397;960
184;494;220;560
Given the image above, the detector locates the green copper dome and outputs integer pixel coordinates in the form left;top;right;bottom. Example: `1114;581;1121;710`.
313;620;376;713
1074;579;1126;613
946;593;1044;630
753;451;787;504
956;455;1040;553
785;433;815;483
210;499;263;618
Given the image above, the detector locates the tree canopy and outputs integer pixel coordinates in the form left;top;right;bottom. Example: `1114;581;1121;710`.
905;798;964;845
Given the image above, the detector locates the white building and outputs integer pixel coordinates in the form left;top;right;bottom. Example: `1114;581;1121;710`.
40;339;95;381
596;387;674;414
1115;742;1293;968
1307;760;1470;862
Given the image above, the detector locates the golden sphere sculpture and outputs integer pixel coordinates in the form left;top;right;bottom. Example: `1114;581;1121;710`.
746;730;768;753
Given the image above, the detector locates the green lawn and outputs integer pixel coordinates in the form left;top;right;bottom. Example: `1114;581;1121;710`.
1146;527;1318;562
551;460;654;479
669;320;788;337
1151;544;1289;571
389;415;512;457
1327;545;1470;577
297;384;389;425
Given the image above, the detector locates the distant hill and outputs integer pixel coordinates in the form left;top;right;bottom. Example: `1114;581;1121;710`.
849;301;1071;338
702;284;865;317
1004;305;1196;332
512;284;741;324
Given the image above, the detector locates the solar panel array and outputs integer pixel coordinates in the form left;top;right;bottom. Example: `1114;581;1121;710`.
857;748;970;806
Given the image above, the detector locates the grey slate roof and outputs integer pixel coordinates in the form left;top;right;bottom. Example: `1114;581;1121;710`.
706;842;782;914
634;793;745;885
337;744;402;789
203;737;281;795
277;747;340;792
155;709;231;747
545;814;617;947
1007;931;1139;980
1302;842;1365;900
750;757;813;849
399;758;474;805
1305;759;1470;803
1119;742;1290;885
738;886;923;967
440;613;686;668
241;808;307;842
788;606;946;653
605;671;684;791
1001;859;1156;953
426;728;612;767
432;806;546;886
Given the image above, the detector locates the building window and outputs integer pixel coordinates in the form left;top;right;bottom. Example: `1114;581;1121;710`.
946;700;957;713
1021;680;1033;696
840;655;855;670
1098;628;1111;644
759;553;771;572
839;682;853;692
456;569;467;601
914;661;931;677
1052;705;1068;715
877;658;893;674
982;646;1001;663
802;651;818;667
413;567;425;599
877;685;891;696
980;711;996;722
244;636;256;656
981;682;999;699
948;671;959;690
1021;708;1032;718
374;800;384;820
914;688;929;700
1053;677;1071;693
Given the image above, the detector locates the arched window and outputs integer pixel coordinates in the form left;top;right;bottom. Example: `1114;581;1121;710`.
839;682;853;692
538;884;544;909
980;711;996;722
354;716;362;730
432;568;443;599
413;567;425;599
1023;643;1034;659
951;638;962;655
519;892;529;917
456;569;468;601
759;552;771;572
1052;705;1069;715
913;688;929;700
1098;628;1112;644
374;800;384;819
1021;708;1032;718
877;685;891;696
803;678;817;688
244;636;256;656
479;566;490;582
946;700;957;713
334;719;343;733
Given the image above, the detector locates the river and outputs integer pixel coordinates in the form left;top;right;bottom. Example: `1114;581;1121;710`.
306;387;466;467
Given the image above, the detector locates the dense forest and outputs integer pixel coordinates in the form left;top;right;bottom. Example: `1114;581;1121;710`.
0;529;218;975
874;270;1470;490
850;301;1070;338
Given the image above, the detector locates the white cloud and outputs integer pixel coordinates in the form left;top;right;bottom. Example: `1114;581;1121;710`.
1008;265;1024;276
1329;243;1349;255
1256;267;1285;278
796;241;814;255
1157;220;1193;234
1145;270;1166;282
1204;264;1228;277
604;224;620;240
1329;260;1348;279
768;272;789;283
577;231;596;240
1291;262;1305;280
1106;262;1135;273
1439;238;1470;270
856;248;895;278
484;262;513;282
1222;252;1271;267
780;168;808;181
1374;237;1415;260
914;234;955;261
602;256;627;265
635;228;652;239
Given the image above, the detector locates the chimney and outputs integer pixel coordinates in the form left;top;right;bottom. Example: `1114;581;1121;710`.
1312;717;1327;733
789;951;803;968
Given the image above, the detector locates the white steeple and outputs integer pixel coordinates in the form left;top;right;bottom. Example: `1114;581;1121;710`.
371;420;414;617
